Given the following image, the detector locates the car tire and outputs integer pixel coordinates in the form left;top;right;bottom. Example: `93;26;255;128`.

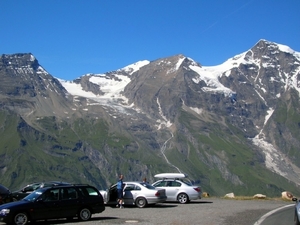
13;212;28;225
295;212;300;225
177;193;189;204
135;197;147;208
78;208;91;221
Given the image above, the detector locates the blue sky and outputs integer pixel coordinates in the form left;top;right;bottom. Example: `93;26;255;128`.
1;0;299;80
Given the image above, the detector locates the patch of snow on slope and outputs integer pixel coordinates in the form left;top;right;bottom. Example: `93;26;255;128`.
59;80;99;98
189;54;246;96
189;51;254;96
277;44;300;60
156;97;172;130
190;107;203;115
167;56;185;74
59;60;150;107
89;74;131;99
291;67;300;94
264;108;274;126
175;57;185;70
251;136;287;176
119;60;150;75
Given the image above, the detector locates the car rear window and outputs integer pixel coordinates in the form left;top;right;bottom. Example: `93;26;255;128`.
140;183;156;190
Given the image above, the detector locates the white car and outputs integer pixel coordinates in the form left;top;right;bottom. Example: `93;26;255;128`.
100;181;167;208
152;173;202;204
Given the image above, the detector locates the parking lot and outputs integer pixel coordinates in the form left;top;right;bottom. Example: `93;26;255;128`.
0;198;290;225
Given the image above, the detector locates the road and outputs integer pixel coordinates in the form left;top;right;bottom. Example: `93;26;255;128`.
0;198;293;225
254;204;294;225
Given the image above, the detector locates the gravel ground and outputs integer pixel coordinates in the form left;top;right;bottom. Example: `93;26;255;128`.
0;198;291;225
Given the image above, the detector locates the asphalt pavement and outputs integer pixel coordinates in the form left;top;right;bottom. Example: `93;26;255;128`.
0;198;292;225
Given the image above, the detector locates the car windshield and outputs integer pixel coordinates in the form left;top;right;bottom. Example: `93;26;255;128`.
23;190;44;202
140;182;156;190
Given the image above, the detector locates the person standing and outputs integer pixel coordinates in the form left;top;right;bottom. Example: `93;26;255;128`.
116;174;124;208
142;177;148;184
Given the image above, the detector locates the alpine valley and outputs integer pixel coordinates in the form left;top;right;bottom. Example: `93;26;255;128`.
1;39;300;197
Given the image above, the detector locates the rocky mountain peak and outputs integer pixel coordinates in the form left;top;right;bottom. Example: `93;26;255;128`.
0;53;48;76
245;39;300;62
0;53;76;118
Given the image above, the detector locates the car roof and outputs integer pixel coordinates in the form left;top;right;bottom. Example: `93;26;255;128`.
40;181;70;187
111;181;153;187
125;181;144;184
41;184;92;189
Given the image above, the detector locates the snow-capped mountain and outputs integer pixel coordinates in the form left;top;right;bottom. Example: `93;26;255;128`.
59;39;300;186
1;39;300;196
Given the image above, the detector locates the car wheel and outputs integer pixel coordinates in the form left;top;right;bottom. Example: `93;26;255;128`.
13;212;28;225
177;193;189;204
295;212;300;225
78;208;91;221
135;197;147;208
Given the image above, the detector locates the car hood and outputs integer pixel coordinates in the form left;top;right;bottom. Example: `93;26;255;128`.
0;199;31;209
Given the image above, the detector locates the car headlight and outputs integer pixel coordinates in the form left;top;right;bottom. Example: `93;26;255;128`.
0;209;10;215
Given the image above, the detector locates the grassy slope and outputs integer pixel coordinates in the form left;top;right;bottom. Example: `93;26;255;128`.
1;106;300;197
0;110;170;191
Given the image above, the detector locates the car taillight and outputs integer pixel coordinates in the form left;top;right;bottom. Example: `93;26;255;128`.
194;187;201;193
155;192;160;197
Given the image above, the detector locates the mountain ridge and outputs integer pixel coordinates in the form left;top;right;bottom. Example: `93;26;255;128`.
1;39;300;197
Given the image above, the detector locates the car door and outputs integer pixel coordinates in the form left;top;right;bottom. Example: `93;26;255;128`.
154;181;181;201
123;183;135;205
106;184;118;204
57;187;79;218
33;188;61;220
164;181;179;200
153;181;173;200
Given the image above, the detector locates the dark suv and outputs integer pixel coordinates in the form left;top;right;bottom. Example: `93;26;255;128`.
12;181;70;201
0;184;13;205
0;184;105;225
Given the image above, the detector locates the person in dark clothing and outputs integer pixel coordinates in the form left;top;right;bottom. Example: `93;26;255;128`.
116;174;124;208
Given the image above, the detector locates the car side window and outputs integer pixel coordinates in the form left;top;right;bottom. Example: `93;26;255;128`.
134;185;141;191
166;181;173;187
61;187;77;200
154;181;167;187
173;181;181;187
124;184;135;191
43;189;59;202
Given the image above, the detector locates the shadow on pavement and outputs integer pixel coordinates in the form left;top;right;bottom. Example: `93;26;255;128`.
30;216;119;224
107;203;178;209
163;200;213;205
